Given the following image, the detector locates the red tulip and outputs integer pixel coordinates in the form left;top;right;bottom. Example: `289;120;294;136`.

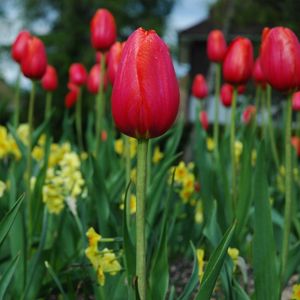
242;105;256;124
291;136;300;157
65;90;78;109
69;63;87;86
107;41;124;84
90;9;117;51
41;65;58;91
11;31;31;63
207;30;227;63
87;64;108;94
223;37;254;85
192;74;208;100
199;111;209;131
260;27;300;92
220;83;233;108
252;57;267;88
237;85;246;95
21;36;47;80
292;91;300;111
111;28;180;139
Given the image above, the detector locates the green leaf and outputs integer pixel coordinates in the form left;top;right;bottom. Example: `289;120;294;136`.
252;143;279;300
232;279;250;300
195;221;236;300
0;253;20;299
0;195;24;246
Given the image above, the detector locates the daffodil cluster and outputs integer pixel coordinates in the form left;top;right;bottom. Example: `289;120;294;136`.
0;125;21;160
42;148;84;214
85;227;121;286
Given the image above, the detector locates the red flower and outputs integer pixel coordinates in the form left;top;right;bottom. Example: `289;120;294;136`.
223;37;254;85
199;111;209;131
260;27;300;92
242;105;256;124
220;83;233;108
207;30;227;63
101;130;108;141
21;36;47;80
192;74;208;100
291;136;300;157
41;65;58;91
11;30;31;63
69;63;87;86
292;91;300;111
87;64;107;94
237;85;246;95
90;9;117;51
111;28;180;139
252;57;267;88
65;90;78;109
107;41;124;85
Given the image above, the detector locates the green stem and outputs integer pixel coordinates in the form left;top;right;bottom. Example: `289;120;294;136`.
230;87;238;211
136;138;148;300
75;87;83;151
95;52;106;157
213;63;221;150
297;112;300;137
124;135;131;226
147;140;152;189
13;71;21;127
254;86;261;132
280;94;293;285
45;92;52;120
261;89;267;138
266;85;280;170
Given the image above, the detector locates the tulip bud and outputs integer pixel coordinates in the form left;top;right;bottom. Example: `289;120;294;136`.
242;105;256;124
252;57;267;88
90;9;117;51
21;36;47;80
207;30;227;63
87;64;108;94
199;111;209;131
65;90;78;109
11;30;31;63
69;63;87;86
112;28;180;139
220;83;233;108
41;65;58;91
292;91;300;111
291;136;300;157
192;74;208;100
260;26;300;92
107;41;124;85
223;37;254;85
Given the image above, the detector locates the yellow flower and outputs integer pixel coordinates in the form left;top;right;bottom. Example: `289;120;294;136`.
152;146;164;164
8;137;21;160
17;124;29;145
101;248;122;275
182;173;195;192
292;284;300;300
180;187;192;204
0;180;6;197
195;201;203;224
206;137;215;152
130;168;137;184
251;149;257;167
228;247;239;271
120;194;136;214
0;126;10;159
234;141;243;163
86;227;101;248
32;146;44;161
114;139;123;155
174;161;188;183
196;248;205;282
129;137;137;158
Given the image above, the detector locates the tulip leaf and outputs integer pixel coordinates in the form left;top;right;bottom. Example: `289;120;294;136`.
252;143;279;300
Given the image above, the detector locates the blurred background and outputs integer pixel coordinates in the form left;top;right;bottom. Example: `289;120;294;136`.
1;0;300;131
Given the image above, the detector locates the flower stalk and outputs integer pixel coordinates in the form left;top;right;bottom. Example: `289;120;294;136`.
213;63;221;150
13;71;21;127
75;87;83;151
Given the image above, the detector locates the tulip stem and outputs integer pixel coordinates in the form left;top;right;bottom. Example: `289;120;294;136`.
136;138;148;300
13;70;21;128
254;86;261;132
266;85;280;170
230;87;238;211
213;63;221;150
280;94;293;285
124;135;131;226
297;112;300;137
75;87;83;151
95;52;106;157
45;92;52;120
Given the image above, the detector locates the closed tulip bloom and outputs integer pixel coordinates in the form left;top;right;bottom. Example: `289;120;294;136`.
192;74;208;100
292;91;300;111
207;30;227;63
87;64;108;94
65;90;78;109
291;136;300;157
90;9;117;51
220;83;233;107
112;28;180;139
69;63;87;86
242;105;256;124
107;42;124;84
252;57;267;88
41;65;58;91
11;30;31;63
21;36;47;80
260;27;300;92
223;37;254;85
199;111;209;131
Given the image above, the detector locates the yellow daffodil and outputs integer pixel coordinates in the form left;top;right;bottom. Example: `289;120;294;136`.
206;137;215;151
152;146;164;164
196;248;205;283
228;247;239;271
292;284;300;300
